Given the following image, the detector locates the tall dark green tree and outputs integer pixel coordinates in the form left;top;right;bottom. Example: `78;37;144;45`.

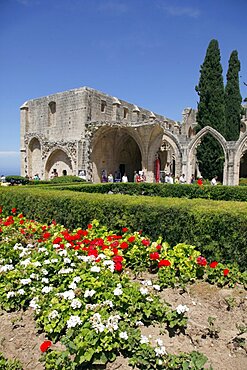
225;50;242;141
195;39;225;180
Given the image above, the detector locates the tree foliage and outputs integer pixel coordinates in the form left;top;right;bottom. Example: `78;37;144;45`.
225;50;242;141
195;39;225;180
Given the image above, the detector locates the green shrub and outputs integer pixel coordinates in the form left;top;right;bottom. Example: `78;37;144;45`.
0;186;247;269
5;175;29;185
53;182;247;202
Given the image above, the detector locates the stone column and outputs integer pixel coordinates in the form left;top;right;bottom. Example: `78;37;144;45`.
112;97;121;121
20;103;28;177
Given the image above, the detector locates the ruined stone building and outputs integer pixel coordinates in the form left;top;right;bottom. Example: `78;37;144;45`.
20;86;247;185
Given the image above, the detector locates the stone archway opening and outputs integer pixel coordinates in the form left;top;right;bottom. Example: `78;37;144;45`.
28;138;41;179
91;128;142;182
45;149;73;179
157;140;175;182
240;150;247;178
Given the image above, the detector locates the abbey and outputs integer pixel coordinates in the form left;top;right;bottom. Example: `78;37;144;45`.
20;86;247;185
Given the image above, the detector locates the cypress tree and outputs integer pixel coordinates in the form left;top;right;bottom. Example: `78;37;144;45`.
195;39;225;180
225;50;242;141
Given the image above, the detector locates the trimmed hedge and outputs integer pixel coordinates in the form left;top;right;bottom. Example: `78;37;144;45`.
51;182;247;202
0;187;246;270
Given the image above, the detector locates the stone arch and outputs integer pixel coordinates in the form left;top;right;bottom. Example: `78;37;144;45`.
45;147;73;179
90;126;142;183
147;124;182;181
234;133;247;183
187;126;228;183
28;137;42;179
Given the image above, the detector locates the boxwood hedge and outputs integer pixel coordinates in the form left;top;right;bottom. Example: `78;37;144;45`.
0;187;246;270
49;182;247;202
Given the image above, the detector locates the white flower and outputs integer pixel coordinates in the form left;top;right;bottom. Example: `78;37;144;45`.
42;269;49;275
140;287;149;295
0;264;14;273
103;260;115;272
41;277;49;284
113;287;123;296
119;331;128;340
41;286;53;294
136;321;144;326
155;338;164;347
90;266;100;273
32;261;41;267
51;258;58;263
106;315;121;332
18;289;25;295
73;276;81;283
58;268;73;274
38;247;47;252
67;315;82;328
104;300;113;308
48;310;59;320
30;273;38;280
58;249;68;257
141;280;152;286
68;282;77;290
77;255;90;262
84;289;96;298
60;290;75;300
29;297;40;310
140;335;149;344
20;278;31;285
64;257;71;264
90;313;105;333
154;346;166;356
98;253;106;259
153;284;160;291
146;297;153;302
20;259;31;267
176;304;189;314
71;299;82;309
44;259;51;265
7;291;15;299
13;243;23;250
19;250;31;258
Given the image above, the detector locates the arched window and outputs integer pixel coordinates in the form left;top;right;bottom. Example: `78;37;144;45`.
48;101;56;126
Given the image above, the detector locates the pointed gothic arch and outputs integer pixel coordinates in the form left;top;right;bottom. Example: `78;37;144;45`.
45;147;73;179
28;137;42;179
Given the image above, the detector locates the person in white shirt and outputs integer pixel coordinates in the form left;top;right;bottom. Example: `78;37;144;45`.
211;176;218;186
179;174;186;184
122;173;128;183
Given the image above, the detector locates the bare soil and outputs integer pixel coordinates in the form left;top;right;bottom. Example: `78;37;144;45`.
0;281;246;370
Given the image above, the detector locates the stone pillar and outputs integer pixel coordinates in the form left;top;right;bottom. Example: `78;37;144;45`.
20;103;28;177
112;97;121;121
132;105;140;122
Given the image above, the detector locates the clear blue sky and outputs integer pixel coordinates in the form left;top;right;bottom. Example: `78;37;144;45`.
0;0;246;175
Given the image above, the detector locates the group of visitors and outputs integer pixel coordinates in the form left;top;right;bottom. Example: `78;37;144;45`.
160;172;219;186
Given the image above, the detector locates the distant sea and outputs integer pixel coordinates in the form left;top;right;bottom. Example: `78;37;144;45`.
0;152;20;176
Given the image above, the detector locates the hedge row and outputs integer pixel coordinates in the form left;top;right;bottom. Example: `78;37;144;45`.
51;182;247;202
0;187;246;270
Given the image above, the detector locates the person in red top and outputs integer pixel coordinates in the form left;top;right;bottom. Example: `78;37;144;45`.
197;176;203;186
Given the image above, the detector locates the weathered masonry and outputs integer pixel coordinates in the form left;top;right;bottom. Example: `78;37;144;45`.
20;86;247;185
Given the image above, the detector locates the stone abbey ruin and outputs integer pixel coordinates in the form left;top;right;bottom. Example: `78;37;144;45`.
20;86;247;185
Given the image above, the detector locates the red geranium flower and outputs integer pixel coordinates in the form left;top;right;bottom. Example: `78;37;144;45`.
150;252;160;260
88;223;93;229
43;232;51;239
223;268;230;276
209;261;218;268
141;239;150;246
113;255;124;263
11;208;17;214
114;261;123;272
40;340;52;352
122;227;128;233
120;242;129;249
0;207;2;214
158;259;171;268
18;214;24;218
19;219;24;225
196;256;207;266
53;237;63;244
128;236;135;243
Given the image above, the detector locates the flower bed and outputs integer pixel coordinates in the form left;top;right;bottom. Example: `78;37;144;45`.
0;207;246;369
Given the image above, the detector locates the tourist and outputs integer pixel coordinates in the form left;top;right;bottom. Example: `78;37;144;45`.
179;174;186;184
197;176;203;186
108;173;114;183
190;174;195;184
1;175;6;183
134;171;138;183
33;174;40;180
122;173;128;183
168;173;174;184
211;176;218;186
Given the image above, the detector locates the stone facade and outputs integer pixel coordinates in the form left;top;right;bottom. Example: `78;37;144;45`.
20;87;247;185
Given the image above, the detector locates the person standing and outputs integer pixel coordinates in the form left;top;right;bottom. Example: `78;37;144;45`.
179;174;186;184
211;176;218;186
122;173;128;183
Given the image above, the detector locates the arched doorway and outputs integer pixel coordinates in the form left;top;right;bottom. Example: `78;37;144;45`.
28;138;41;179
45;148;73;179
240;150;247;178
91;128;142;182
